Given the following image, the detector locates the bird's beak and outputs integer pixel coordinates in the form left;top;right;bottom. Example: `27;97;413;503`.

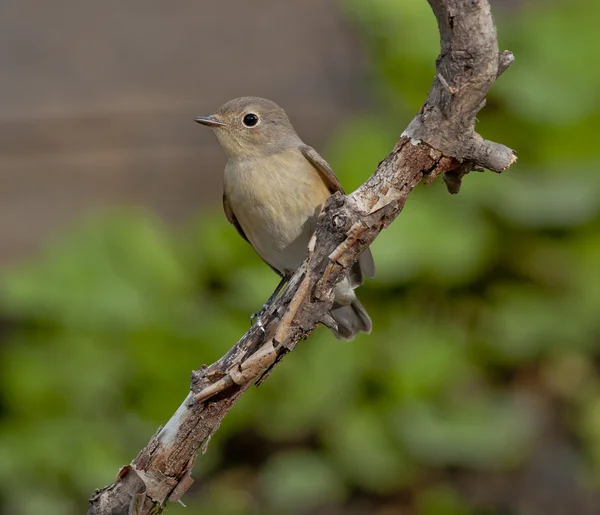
194;115;228;128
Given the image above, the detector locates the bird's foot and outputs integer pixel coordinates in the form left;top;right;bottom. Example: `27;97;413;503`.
250;304;268;331
249;275;290;331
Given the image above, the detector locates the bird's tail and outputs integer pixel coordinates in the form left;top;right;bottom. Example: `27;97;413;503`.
330;297;372;341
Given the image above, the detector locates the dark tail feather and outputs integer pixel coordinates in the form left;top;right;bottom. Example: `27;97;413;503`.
330;298;372;341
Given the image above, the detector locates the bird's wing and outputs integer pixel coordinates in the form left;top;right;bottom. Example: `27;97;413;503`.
223;191;283;277
223;191;250;244
300;145;375;282
300;145;345;194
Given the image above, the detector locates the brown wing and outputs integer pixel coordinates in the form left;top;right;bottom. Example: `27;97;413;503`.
300;145;344;194
300;145;375;282
223;192;283;277
223;192;249;243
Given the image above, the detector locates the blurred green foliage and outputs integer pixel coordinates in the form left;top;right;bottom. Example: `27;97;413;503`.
1;0;600;514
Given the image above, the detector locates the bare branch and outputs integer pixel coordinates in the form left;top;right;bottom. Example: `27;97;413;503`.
87;1;516;513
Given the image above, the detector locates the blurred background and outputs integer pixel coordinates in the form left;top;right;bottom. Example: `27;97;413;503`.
1;0;599;514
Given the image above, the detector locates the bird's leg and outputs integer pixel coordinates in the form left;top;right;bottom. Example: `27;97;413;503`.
251;274;290;327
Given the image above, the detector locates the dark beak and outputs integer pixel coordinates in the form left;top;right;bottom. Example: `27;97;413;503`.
194;115;227;127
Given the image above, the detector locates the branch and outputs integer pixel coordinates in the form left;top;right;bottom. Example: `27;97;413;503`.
87;1;516;513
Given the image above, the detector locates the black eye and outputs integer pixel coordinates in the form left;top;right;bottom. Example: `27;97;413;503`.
243;113;259;127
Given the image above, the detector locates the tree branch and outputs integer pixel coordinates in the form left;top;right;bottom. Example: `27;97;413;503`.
87;1;516;513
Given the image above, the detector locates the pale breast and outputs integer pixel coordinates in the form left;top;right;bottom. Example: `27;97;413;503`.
224;149;331;274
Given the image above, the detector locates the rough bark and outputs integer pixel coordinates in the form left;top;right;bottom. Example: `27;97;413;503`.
87;1;516;513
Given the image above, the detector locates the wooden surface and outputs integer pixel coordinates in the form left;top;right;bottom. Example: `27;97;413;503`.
0;0;368;262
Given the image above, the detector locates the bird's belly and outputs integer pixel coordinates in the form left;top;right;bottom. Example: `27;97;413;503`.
237;192;319;274
226;171;329;274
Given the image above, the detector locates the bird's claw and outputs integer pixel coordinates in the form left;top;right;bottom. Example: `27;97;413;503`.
250;305;268;330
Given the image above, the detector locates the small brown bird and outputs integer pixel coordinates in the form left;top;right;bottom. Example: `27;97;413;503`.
195;97;374;340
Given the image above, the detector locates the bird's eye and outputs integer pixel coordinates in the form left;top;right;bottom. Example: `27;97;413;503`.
242;113;259;127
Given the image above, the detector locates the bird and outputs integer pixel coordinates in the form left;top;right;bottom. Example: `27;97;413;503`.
195;97;374;340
